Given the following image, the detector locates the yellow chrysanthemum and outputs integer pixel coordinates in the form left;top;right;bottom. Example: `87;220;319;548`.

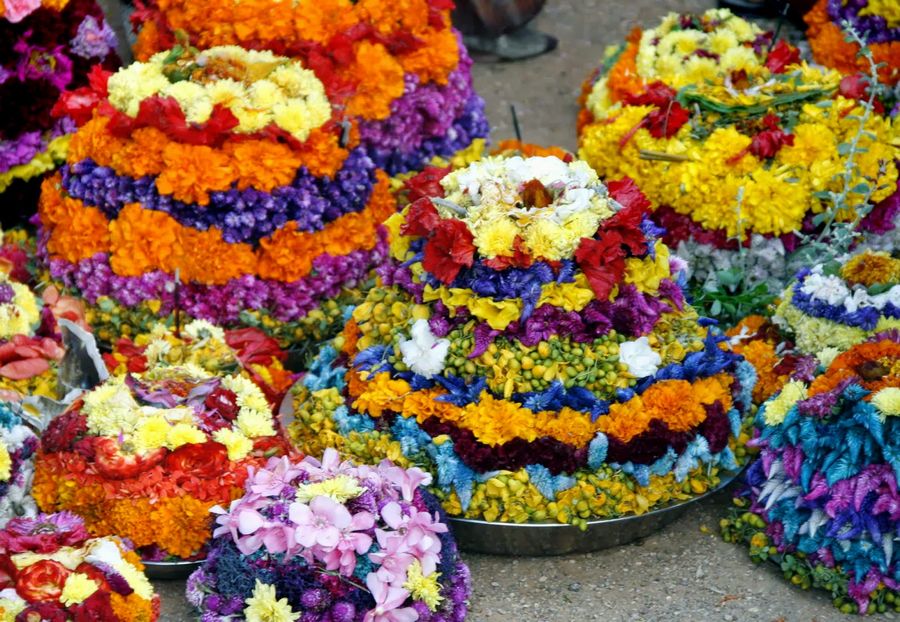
165;423;207;449
295;475;364;503
403;560;444;612
873;388;900;418
60;573;99;607
244;581;300;622
763;380;808;426
213;428;254;461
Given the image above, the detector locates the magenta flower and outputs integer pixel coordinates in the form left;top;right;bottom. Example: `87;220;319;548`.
376;503;447;576
290;496;353;552
211;500;268;555
362;574;418;622
248;456;303;497
320;510;376;576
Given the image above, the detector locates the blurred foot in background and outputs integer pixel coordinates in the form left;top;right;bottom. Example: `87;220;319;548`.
454;0;557;61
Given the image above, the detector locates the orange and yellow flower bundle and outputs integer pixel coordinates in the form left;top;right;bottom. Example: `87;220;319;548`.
32;358;289;561
130;0;488;175
805;0;900;85
39;45;396;348
577;9;899;300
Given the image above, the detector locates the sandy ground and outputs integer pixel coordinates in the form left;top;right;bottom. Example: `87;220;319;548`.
148;1;845;619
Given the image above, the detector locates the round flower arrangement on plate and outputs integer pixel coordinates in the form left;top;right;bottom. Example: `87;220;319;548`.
39;44;397;352
0;402;38;526
805;0;899;86
103;319;296;406
31;359;290;563
187;449;470;622
130;0;489;176
284;154;756;537
0;0;118;217
773;250;900;358
722;333;900;615
0;511;159;621
577;9;899;314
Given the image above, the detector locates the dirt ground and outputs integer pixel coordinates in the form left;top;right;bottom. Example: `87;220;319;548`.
147;1;846;619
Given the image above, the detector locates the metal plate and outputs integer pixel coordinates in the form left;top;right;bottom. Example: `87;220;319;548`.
449;468;743;556
142;559;204;580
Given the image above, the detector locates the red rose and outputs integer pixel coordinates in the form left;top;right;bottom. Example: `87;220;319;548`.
41;410;88;453
422;219;476;284
91;437;167;480
205;387;240;421
764;40;800;74
15;560;70;602
164;442;229;478
400;198;443;237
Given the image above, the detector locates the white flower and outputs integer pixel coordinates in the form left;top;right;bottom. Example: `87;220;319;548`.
618;337;661;378
800;273;850;306
843;287;872;313
400;320;450;379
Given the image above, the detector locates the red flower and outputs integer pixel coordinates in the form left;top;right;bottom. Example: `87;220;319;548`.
51;66;111;127
607;178;652;213
15;560;70;602
91;437;167;480
164;442;229;479
400;198;443;237
764;40;800;74
41;410;88;453
205;387;241;422
749;126;794;159
225;328;286;367
624;81;678;107
483;236;533;270
70;590;117;622
839;73;870;100
103;97;240;147
0;554;17;589
404;166;451;203
574;235;628;300
644;103;690;139
423;219;476;284
15;602;67;622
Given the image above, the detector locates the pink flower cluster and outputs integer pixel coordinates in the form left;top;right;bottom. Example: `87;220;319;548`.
211;450;450;622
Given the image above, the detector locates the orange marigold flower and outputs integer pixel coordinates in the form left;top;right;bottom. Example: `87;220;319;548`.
810;340;900;397
156;143;233;205
493;140;572;160
224;140;304;191
111;592;157;622
341;319;361;355
345;41;406;121
397;26;460;86
40;183;111;263
294;127;355;178
642;380;708;432
110;127;169;178
66;116;128;166
180;227;257;285
352;372;409;417
840;251;900;287
109;204;181;276
606;40;644;103
359;0;431;38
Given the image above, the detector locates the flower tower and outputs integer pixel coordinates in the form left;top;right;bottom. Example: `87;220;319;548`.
39;45;397;350
0;0;118;221
187;450;471;622
723;333;900;615
285;153;756;528
32;319;291;562
577;9;899;309
130;0;488;175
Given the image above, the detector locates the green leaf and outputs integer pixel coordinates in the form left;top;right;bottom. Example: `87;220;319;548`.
850;183;871;194
162;45;184;65
710;300;722;316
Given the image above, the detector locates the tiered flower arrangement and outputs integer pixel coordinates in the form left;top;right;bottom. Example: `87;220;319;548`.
0;512;159;621
32;358;289;561
286;154;756;527
130;0;489;175
39;45;397;350
103;319;296;406
577;9;899;317
187;450;470;622
0;402;38;526
722;334;900;615
0;0;118;209
774;250;900;358
805;0;899;86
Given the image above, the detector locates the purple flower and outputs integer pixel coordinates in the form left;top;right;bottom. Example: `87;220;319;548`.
70;15;117;59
